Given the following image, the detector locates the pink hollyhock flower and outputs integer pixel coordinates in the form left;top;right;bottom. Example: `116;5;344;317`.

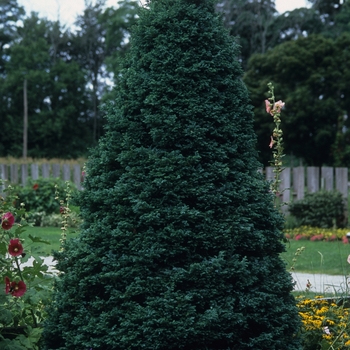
265;100;272;114
269;136;274;149
343;236;348;244
4;277;26;297
8;238;24;257
1;212;15;230
274;100;285;113
32;183;39;190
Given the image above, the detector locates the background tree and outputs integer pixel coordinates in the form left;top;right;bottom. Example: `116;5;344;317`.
272;7;324;45
308;0;344;27
216;0;278;67
0;0;139;158
102;0;139;79
43;0;301;349
70;0;139;143
0;14;92;158
244;33;350;166
0;0;25;69
70;0;108;143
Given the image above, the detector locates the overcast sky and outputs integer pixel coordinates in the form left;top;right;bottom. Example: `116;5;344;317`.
17;0;311;28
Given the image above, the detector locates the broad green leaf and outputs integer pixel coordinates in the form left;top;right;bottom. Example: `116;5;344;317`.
28;235;50;245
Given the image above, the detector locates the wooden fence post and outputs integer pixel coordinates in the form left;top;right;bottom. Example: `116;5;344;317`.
335;167;348;199
62;164;71;182
73;165;81;190
0;164;8;195
41;164;50;178
10;164;18;185
52;164;60;178
31;164;39;180
281;167;291;213
321;167;333;191
21;164;28;186
293;167;305;200
307;167;319;193
265;167;274;183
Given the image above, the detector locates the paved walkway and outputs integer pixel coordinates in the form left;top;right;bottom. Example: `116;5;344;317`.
292;272;350;293
20;257;350;294
20;256;58;274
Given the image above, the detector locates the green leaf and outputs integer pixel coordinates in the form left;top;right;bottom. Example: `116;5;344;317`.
0;242;8;255
13;226;28;236
27;235;50;245
0;308;13;325
0;338;27;350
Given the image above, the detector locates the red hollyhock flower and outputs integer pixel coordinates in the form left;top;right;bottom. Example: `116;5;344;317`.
4;277;26;297
1;212;15;230
8;238;24;257
33;183;39;190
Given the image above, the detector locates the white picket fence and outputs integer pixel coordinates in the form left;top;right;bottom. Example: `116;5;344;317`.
0;163;83;191
265;166;348;212
0;164;348;205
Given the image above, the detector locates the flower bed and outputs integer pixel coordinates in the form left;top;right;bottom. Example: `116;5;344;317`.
297;296;350;349
285;226;350;243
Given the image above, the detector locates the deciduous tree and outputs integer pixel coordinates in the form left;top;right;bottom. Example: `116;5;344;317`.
0;14;92;158
244;33;350;166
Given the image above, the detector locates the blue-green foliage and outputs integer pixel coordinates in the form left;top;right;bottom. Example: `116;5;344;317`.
43;0;302;349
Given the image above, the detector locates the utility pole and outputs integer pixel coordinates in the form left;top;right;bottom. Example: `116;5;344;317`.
23;79;28;159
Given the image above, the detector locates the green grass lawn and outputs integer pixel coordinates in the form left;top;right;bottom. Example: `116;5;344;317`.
19;226;79;256
281;239;350;275
16;225;350;275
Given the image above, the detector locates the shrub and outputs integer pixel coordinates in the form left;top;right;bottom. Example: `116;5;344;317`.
288;190;347;228
43;0;301;349
14;177;78;221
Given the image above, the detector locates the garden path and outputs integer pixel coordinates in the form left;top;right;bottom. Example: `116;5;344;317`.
292;272;350;294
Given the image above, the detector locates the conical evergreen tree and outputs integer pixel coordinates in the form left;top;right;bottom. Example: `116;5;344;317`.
43;0;301;349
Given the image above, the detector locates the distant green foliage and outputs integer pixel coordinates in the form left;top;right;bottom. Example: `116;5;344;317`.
244;33;350;167
27;211;82;228
288;190;347;228
15;177;77;220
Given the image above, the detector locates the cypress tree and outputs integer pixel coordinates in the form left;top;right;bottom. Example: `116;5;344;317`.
43;0;302;349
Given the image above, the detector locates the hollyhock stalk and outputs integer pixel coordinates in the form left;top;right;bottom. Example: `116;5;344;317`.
265;82;285;209
12;256;38;327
